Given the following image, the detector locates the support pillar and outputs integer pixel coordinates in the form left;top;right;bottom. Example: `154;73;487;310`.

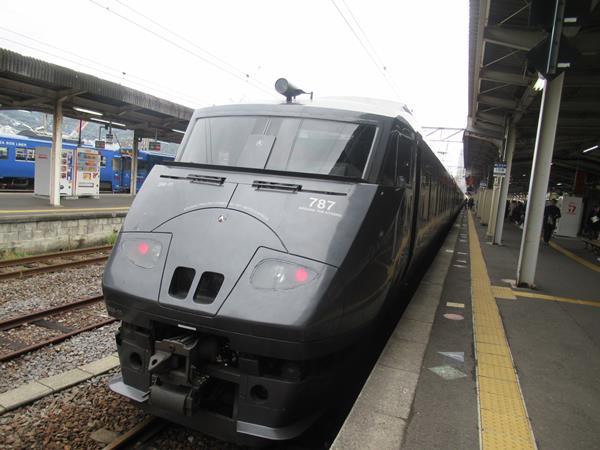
487;176;501;237
493;124;516;244
517;72;564;287
130;131;139;195
49;100;64;207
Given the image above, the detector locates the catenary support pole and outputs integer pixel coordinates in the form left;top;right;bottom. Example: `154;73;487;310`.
517;72;564;287
130;130;139;195
49;100;64;207
494;123;516;244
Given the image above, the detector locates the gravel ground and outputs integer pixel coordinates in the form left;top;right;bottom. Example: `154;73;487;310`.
0;322;119;394
150;424;242;450
0;264;105;321
0;370;241;450
0;370;145;450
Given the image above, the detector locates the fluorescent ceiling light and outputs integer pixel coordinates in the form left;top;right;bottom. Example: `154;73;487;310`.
171;129;186;134
73;106;103;116
582;144;599;153
533;75;546;91
90;117;126;127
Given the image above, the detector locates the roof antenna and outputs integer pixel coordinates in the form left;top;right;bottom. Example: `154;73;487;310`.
275;78;313;103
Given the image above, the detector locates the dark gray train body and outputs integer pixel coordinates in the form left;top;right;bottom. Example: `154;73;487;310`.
102;97;463;443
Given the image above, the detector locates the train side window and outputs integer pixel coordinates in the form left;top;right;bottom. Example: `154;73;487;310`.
15;148;26;161
0;147;7;159
27;149;35;161
112;158;121;171
379;131;398;186
396;132;414;185
100;156;107;168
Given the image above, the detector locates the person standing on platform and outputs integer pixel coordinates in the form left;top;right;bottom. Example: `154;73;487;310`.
588;205;600;240
543;199;561;244
467;197;474;210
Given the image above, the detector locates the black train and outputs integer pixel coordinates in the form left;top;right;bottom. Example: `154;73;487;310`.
102;95;463;444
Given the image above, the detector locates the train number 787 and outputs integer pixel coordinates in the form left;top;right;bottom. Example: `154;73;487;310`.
309;197;336;211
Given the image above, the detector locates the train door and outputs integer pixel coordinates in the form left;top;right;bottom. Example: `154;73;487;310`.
392;125;417;280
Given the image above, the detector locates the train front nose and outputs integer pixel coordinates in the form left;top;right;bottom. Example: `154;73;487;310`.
152;208;285;315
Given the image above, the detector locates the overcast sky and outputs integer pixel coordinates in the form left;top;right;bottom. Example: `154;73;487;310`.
0;0;468;121
0;0;468;173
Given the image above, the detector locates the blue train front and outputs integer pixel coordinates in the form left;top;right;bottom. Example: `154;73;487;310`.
102;97;463;443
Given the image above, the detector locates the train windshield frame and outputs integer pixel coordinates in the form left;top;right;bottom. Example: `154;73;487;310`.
178;116;377;179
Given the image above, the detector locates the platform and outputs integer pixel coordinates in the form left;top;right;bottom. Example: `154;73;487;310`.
333;210;600;449
0;192;132;222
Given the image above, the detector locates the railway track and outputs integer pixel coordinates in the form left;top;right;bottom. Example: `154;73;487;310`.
0;245;113;280
0;294;115;362
102;417;164;450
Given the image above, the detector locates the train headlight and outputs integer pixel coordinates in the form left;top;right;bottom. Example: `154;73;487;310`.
123;238;162;269
250;259;318;290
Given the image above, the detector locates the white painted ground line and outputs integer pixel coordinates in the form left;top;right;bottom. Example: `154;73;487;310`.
0;354;120;414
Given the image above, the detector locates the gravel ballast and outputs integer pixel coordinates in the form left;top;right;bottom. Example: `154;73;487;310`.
0;264;104;321
0;322;119;394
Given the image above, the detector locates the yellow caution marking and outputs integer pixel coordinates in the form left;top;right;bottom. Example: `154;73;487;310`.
549;240;600;273
492;286;600;308
468;213;536;450
491;285;517;300
0;207;129;214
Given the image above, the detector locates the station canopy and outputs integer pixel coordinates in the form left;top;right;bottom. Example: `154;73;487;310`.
465;0;600;193
0;48;193;143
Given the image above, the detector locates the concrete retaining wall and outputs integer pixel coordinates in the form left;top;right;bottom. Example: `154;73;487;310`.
0;213;126;256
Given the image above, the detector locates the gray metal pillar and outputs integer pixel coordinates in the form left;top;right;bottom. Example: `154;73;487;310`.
493;123;516;244
517;72;564;287
49;100;63;206
130;130;139;195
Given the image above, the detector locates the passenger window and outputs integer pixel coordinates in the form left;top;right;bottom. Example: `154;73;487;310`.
396;131;414;185
112;158;121;171
27;149;35;161
15;148;26;161
100;156;107;168
0;147;7;159
379;132;398;186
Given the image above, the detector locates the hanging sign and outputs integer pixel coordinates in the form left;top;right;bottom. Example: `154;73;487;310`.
494;163;507;176
149;141;161;151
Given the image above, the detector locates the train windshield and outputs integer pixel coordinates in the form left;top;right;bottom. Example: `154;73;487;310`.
179;116;376;178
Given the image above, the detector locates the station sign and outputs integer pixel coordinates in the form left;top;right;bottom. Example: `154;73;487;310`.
149;141;161;151
494;163;507;176
95;140;105;149
105;133;113;144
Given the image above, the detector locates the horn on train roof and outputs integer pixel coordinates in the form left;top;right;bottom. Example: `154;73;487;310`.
275;78;313;103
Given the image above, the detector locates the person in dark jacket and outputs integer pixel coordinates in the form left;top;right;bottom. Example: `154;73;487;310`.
543;199;561;243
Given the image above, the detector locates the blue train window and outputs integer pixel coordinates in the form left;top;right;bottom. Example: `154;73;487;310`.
0;147;7;159
15;148;27;161
27;149;35;161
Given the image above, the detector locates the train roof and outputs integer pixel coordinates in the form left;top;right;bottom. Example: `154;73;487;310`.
194;97;421;131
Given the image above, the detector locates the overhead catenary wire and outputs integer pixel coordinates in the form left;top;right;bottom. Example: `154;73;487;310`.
338;0;403;96
88;0;275;97
329;0;402;100
0;27;210;107
114;0;274;93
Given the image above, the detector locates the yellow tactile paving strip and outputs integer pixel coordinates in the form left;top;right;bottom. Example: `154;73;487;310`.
549;240;600;273
497;287;600;308
468;213;537;450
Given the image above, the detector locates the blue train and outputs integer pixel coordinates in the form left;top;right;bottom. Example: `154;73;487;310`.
0;134;174;192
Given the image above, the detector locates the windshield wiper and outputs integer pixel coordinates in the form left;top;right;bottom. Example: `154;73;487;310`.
252;180;302;192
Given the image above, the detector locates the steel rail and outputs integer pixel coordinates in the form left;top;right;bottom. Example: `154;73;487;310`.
0;254;110;280
0;294;117;362
0;295;104;331
0;317;116;362
0;245;113;268
102;417;164;450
